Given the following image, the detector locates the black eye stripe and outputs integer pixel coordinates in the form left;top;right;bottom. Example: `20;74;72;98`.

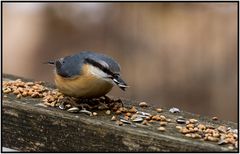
84;58;115;77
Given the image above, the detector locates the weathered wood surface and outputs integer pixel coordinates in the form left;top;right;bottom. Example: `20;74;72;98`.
2;74;238;152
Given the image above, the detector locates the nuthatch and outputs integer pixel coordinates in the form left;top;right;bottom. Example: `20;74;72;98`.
47;51;128;98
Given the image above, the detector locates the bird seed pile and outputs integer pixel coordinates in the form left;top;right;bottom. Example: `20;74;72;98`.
2;79;238;150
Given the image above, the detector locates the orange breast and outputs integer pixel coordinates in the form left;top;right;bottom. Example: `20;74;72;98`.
54;64;113;98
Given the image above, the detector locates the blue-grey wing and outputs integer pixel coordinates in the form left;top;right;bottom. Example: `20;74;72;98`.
80;51;121;74
56;54;84;78
56;51;121;78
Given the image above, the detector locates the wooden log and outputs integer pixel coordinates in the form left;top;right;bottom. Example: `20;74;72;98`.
2;74;238;152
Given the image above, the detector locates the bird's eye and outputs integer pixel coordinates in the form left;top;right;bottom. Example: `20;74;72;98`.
114;73;120;76
113;73;119;79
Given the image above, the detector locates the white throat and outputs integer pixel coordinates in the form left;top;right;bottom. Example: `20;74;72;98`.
88;65;113;83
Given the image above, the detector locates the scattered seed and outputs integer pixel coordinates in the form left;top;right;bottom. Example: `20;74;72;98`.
176;117;186;124
193;127;198;132
50;101;56;107
59;103;65;110
160;121;167;126
230;128;237;134
115;110;122;115
235;141;238;148
189;119;198;124
79;109;92;116
137;111;151;116
31;93;39;98
120;119;131;124
3;88;11;94
152;115;161;121
228;145;234;150
3;79;238;150
186;124;194;129
181;127;190;134
130;114;138;120
156;108;162;113
212;116;218;120
197;124;206;130
124;116;129;121
125;112;132;117
217;126;227;133
128;106;137;113
166;119;171;122
121;107;128;113
26;82;34;86
207;136;219;142
67;107;80;113
145;116;151;120
149;120;155;123
226;137;236;144
66;104;72;108
176;125;182;130
13;90;19;95
139;102;148;107
158;127;166;132
141;120;148;125
169;107;180;113
160;115;166;121
233;133;238;139
22;91;28;97
193;133;201;139
132;117;144;122
212;132;220;138
105;110;111;115
111;116;117;121
206;125;215;129
16;94;22;99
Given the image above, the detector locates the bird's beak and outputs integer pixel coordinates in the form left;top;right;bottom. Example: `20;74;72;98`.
43;60;55;65
112;75;128;91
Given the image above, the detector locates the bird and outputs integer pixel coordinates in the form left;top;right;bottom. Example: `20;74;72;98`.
47;51;128;98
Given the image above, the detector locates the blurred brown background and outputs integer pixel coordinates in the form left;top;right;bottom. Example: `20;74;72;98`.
3;2;238;122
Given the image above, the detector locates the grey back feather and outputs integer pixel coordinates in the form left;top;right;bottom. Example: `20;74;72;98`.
57;51;121;78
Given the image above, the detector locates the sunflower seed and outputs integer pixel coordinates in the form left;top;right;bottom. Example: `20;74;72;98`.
212;116;218;120
79;109;93;116
169;107;180;113
58;103;66;110
67;107;79;113
120;119;131;124
176;117;186;124
137;111;151;116
132;117;144;122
